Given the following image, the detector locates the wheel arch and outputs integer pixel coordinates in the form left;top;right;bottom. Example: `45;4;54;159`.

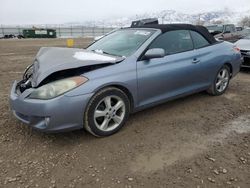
93;84;135;112
224;62;233;77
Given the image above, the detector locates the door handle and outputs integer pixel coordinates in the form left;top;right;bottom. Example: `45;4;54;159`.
192;58;200;64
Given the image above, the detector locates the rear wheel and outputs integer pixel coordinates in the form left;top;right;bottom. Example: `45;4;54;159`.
84;87;130;137
207;65;230;96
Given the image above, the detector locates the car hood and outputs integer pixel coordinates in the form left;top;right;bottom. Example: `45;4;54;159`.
32;47;124;87
235;39;250;51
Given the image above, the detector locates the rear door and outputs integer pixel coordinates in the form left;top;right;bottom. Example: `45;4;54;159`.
137;30;204;107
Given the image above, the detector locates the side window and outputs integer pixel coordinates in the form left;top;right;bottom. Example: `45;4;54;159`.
190;31;210;49
149;30;193;55
225;25;231;33
231;26;236;32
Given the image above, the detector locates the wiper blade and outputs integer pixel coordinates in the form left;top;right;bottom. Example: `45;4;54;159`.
92;49;122;57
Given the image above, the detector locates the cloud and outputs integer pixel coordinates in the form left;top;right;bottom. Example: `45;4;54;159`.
0;0;250;25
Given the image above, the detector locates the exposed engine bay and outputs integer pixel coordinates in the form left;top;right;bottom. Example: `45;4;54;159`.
16;47;125;94
17;63;114;94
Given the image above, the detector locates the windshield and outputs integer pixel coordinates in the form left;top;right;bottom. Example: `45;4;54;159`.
87;29;155;57
206;25;224;33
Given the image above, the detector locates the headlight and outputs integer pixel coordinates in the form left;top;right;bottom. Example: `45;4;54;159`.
29;76;88;100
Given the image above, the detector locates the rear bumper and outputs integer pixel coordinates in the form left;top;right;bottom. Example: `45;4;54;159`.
231;55;243;77
9;81;93;133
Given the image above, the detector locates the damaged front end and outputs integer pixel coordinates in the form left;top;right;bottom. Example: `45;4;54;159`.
10;47;125;132
15;47;125;95
17;64;33;93
16;63;113;95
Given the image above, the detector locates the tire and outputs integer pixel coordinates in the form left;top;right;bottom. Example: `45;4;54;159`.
84;87;130;137
207;65;231;96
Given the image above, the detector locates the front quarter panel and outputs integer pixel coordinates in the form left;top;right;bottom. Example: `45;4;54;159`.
65;57;138;104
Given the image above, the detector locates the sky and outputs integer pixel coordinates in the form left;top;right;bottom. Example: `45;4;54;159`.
0;0;250;25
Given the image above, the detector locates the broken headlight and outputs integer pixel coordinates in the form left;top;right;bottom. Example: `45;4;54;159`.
28;76;88;100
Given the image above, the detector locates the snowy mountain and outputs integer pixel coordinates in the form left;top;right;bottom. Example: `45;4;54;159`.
77;9;250;28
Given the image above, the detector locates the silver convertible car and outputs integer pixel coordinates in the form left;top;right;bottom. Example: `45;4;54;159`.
10;24;242;137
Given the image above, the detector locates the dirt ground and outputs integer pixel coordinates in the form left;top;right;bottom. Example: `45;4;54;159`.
0;38;250;188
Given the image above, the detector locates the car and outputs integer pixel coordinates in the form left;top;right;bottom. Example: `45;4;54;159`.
206;24;242;43
236;26;243;31
239;28;250;38
235;33;250;68
10;23;242;137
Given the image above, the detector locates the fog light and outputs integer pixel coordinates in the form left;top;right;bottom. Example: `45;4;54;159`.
44;117;50;127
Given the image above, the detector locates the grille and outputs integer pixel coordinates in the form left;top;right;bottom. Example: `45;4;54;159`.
242;57;250;67
240;50;250;56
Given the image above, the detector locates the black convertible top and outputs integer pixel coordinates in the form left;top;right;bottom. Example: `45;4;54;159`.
132;24;217;44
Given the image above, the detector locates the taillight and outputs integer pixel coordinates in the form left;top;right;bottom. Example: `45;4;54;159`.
233;46;240;53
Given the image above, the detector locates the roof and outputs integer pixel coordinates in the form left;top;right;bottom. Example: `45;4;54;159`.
132;24;217;44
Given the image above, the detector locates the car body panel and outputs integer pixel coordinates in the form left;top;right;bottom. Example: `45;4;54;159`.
137;50;203;106
137;41;241;108
66;56;138;105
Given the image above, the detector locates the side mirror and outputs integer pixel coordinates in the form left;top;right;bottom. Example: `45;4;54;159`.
143;48;165;60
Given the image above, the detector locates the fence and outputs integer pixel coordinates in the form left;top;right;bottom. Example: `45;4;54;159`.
0;25;116;38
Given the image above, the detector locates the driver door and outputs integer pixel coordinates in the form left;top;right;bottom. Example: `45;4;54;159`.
137;30;203;107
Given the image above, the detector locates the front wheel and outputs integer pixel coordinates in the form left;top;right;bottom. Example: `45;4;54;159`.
84;87;130;137
207;65;230;96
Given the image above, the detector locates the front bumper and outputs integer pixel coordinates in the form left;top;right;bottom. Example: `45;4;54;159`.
9;81;93;132
241;56;250;68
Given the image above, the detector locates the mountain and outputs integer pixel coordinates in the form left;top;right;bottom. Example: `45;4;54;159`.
77;9;250;28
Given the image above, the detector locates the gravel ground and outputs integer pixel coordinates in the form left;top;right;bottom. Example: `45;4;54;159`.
0;38;250;188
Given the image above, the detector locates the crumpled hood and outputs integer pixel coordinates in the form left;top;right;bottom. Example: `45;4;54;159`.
235;39;250;51
32;47;124;87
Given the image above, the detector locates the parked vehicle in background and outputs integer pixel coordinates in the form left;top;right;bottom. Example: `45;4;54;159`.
235;33;250;68
23;29;56;38
239;28;250;37
2;34;24;39
10;23;242;137
0;29;56;39
3;34;16;39
206;24;242;42
236;26;243;31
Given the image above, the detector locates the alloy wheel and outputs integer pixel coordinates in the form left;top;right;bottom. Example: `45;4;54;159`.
94;95;126;132
216;68;230;93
